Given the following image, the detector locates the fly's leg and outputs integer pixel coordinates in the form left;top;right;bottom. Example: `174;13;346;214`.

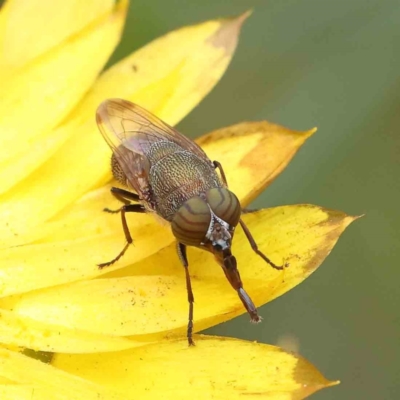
214;161;286;270
111;187;141;203
239;219;286;270
98;203;145;268
177;242;195;346
241;208;259;214
213;160;228;186
104;187;141;213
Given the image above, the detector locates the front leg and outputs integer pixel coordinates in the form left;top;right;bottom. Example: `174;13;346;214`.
239;218;286;271
214;162;286;271
213;160;228;187
98;204;145;269
176;242;195;346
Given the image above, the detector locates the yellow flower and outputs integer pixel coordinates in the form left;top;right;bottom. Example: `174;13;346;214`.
0;1;356;398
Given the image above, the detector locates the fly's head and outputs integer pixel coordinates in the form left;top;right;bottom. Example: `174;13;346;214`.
171;187;240;250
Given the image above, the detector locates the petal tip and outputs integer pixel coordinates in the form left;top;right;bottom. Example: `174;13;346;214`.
209;10;252;54
345;213;363;227
115;0;129;17
300;126;317;141
235;9;253;26
327;379;341;387
307;126;318;136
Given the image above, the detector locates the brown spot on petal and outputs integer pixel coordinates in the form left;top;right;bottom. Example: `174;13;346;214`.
304;210;360;274
237;122;315;203
208;10;252;54
239;124;314;169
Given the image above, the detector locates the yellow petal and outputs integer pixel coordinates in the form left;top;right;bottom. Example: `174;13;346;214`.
82;11;251;125
197;121;316;205
0;206;357;342
0;12;249;240
0;384;31;400
0;213;173;298
0;0;114;72
0;348;131;400
0;308;141;353
0;122;73;196
0;0;11;44
53;336;338;399
0;0;127;164
0;122;312;296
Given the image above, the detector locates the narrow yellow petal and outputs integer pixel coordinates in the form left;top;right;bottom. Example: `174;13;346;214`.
0;309;141;353
0;1;14;53
54;336;338;399
1;206;357;339
0;0;11;42
0;121;312;296
0;384;31;400
0;348;132;400
0;0;114;72
0;0;127;164
0;377;14;384
82;11;251;125
0;214;172;298
0;122;72;195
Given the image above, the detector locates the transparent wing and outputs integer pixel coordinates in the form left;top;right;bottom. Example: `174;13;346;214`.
96;98;208;159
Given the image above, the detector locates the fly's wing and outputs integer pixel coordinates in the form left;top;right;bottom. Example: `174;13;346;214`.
96;98;208;159
96;99;211;197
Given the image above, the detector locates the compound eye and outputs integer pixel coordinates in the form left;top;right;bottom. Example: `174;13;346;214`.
206;187;241;227
171;196;211;246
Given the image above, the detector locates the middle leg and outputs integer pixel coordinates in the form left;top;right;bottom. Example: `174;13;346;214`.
177;242;195;346
104;187;141;213
98;204;145;268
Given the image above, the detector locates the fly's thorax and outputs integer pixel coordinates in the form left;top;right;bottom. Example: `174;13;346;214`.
171;187;242;250
146;140;183;164
147;142;221;221
110;140;201;190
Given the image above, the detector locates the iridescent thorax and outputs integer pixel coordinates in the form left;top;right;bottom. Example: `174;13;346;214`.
146;140;222;221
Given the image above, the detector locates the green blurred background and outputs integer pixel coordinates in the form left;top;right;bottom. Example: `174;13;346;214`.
111;1;398;399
